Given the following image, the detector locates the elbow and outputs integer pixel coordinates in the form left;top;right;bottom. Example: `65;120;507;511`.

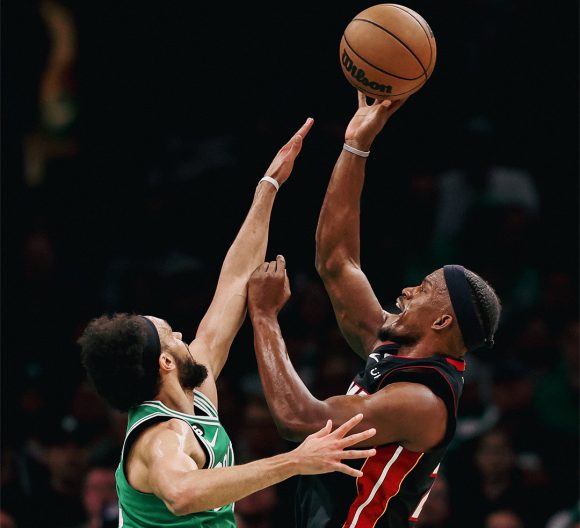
314;253;327;276
163;490;190;517
274;409;324;443
276;420;306;442
316;252;359;281
315;252;343;279
163;486;203;517
169;504;191;517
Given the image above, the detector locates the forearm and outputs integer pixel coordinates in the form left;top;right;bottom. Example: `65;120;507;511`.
220;182;276;283
251;314;326;440
176;452;297;514
315;151;366;273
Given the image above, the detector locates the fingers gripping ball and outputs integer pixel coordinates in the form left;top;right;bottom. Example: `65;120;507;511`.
339;4;436;100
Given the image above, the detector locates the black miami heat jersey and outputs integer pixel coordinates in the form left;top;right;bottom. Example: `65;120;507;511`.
295;342;465;528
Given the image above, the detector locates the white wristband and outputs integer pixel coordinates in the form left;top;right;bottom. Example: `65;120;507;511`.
343;143;370;158
259;176;280;191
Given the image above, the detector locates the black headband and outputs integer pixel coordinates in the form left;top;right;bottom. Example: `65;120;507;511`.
443;265;486;352
138;315;161;374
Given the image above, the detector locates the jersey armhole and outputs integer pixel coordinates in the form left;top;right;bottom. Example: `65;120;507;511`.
122;416;173;479
379;367;458;447
123;416;212;477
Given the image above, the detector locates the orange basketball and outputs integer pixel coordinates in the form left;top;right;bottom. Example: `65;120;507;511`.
339;4;437;100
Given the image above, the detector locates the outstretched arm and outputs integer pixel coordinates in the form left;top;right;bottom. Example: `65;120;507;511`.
190;118;314;386
142;415;376;516
248;257;447;451
315;93;407;358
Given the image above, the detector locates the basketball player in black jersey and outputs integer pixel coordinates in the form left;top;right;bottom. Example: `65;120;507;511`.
247;92;502;528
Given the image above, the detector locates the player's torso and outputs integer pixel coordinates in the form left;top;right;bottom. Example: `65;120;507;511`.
296;343;465;528
116;390;236;528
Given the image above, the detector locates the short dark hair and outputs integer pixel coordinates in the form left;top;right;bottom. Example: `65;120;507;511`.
78;313;161;412
464;269;502;347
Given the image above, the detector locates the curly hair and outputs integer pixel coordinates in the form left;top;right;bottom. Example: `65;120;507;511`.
464;268;502;347
78;313;161;412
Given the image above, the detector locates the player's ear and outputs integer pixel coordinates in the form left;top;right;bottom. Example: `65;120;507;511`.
159;352;176;372
431;313;453;331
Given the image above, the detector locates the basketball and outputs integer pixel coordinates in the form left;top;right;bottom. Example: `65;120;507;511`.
339;4;437;100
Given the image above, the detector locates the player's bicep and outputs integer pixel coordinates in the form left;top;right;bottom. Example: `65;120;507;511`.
321;264;385;358
194;279;247;376
322;384;448;450
145;425;199;512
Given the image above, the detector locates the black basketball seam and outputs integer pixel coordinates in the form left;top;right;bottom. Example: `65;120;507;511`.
386;4;434;74
342;50;427;98
351;79;426;98
344;33;423;81
351;17;428;79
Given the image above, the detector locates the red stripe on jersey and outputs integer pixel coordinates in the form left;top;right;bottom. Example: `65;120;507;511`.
347;382;369;396
379;351;465;373
444;357;466;372
430;463;440;478
343;445;423;528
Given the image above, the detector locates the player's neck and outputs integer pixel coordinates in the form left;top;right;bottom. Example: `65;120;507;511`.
397;338;459;359
156;380;195;415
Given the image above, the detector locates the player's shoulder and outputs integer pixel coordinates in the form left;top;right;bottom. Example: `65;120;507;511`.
139;417;195;445
376;382;448;449
133;418;197;460
377;380;445;412
131;416;206;470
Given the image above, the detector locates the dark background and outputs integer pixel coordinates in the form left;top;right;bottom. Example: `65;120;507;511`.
2;1;579;528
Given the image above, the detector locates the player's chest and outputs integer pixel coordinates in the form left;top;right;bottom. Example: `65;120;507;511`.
189;421;234;469
347;355;409;395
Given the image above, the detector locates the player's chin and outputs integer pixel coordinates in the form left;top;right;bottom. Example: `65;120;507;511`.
378;322;395;342
383;311;402;327
380;314;408;340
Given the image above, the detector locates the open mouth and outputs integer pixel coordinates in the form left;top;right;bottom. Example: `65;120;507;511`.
395;297;405;312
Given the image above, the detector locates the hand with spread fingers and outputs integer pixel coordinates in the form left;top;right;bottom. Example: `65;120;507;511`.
263;118;314;187
292;413;376;477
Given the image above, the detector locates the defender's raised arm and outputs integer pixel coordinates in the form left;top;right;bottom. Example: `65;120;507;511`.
190;118;314;399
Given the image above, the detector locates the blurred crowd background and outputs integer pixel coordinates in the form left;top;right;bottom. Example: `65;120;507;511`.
2;1;578;527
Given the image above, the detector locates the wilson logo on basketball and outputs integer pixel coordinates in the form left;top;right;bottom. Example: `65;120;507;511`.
341;50;393;94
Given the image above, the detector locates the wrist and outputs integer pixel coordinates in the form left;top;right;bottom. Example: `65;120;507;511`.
344;139;372;152
259;176;280;191
274;451;300;477
343;143;370;158
249;306;280;321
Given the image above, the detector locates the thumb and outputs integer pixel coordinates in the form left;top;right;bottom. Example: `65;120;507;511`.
276;254;286;272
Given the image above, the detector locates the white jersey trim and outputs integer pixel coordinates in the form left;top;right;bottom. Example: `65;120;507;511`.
121;411;166;461
194;389;219;417
142;400;218;422
136;403;217;468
